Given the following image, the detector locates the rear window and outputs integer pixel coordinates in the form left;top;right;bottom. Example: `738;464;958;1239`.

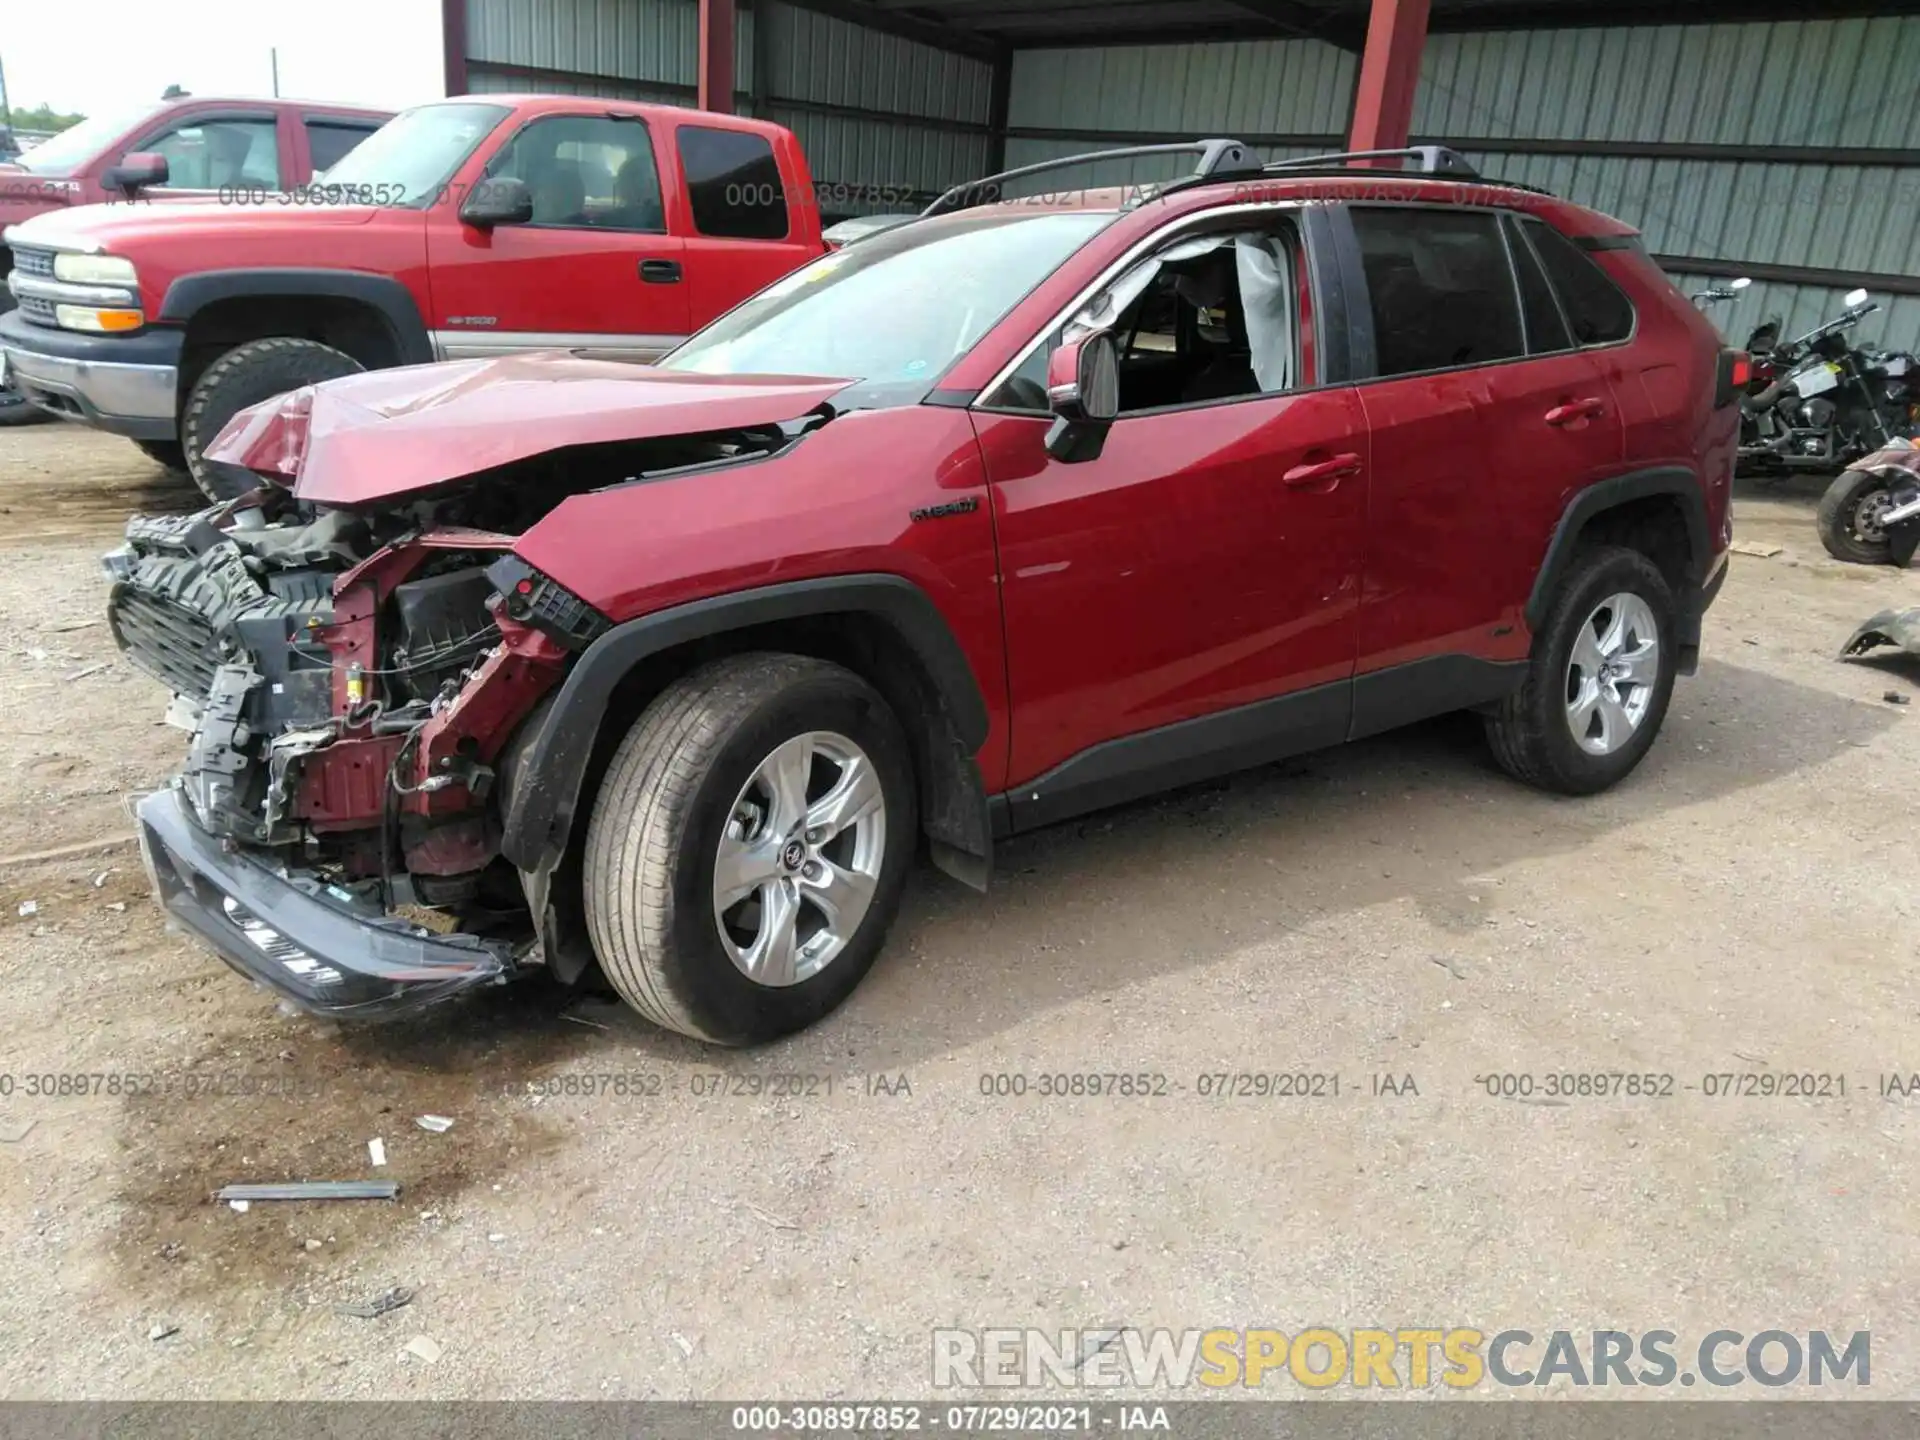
307;120;381;174
1522;218;1636;345
677;126;788;241
1351;207;1524;377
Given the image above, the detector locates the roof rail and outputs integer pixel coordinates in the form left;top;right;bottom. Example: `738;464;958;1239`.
921;137;1255;218
1264;145;1479;178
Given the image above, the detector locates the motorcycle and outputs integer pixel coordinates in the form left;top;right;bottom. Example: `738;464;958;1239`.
1737;288;1918;477
1819;437;1920;566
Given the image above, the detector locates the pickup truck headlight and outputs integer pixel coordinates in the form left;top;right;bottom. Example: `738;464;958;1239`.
55;304;145;333
52;252;139;286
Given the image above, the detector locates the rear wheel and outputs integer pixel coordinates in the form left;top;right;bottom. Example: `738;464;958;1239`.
582;654;917;1045
1816;468;1894;565
180;337;363;502
1484;546;1677;795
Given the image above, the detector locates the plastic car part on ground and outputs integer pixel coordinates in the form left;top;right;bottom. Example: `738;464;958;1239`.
1839;607;1920;659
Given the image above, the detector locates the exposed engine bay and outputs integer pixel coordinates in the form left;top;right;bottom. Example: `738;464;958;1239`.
107;425;800;975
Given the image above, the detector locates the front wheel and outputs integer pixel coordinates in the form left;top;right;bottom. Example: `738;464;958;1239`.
133;439;187;472
1816;468;1894;564
582;653;917;1045
180;337;363;502
1484;546;1678;796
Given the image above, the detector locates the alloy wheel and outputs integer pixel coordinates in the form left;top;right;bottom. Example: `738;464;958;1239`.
1564;592;1661;757
712;730;887;987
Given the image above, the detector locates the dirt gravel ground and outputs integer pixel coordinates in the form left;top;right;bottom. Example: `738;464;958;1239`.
0;422;1916;1401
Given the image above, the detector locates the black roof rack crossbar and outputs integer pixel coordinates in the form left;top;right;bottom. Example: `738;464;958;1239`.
921;138;1254;218
1263;145;1480;178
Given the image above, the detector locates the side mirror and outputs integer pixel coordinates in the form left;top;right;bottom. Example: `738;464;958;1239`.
1846;287;1871;308
1730;276;1752;291
1043;329;1119;462
459;176;534;229
103;151;169;198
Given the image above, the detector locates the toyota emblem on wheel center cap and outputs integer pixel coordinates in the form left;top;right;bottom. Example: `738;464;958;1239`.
781;840;807;871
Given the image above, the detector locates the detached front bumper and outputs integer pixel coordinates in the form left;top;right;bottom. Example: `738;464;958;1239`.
0;310;180;439
137;788;516;1019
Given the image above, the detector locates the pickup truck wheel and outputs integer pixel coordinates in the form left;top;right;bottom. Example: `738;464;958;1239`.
133;439;187;471
1483;546;1677;796
583;653;917;1045
181;337;363;502
1816;469;1894;565
0;384;52;426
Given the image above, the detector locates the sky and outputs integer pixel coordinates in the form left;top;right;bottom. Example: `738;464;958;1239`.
2;0;445;118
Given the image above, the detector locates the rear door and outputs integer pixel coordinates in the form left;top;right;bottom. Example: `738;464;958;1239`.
1342;204;1622;726
425;111;690;361
670;121;822;330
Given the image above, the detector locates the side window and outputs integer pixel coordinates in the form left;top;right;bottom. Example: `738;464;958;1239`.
306;121;380;175
487;115;663;231
1505;215;1573;354
677;127;789;240
1522;218;1636;345
144;118;280;190
1350;207;1523;377
987;225;1303;414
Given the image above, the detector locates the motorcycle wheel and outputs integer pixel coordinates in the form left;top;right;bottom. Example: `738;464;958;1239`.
1817;469;1894;565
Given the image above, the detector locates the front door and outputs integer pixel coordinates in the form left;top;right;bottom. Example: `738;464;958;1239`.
971;219;1368;827
426;112;690;361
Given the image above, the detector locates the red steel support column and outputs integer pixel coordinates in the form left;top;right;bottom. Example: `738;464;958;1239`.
441;0;469;98
699;0;737;114
1346;0;1430;155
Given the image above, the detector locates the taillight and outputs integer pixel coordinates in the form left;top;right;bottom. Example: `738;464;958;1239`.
1715;349;1750;409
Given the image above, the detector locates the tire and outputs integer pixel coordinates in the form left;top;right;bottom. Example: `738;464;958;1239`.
133;439;187;472
583;653;918;1045
0;383;51;426
181;337;363;502
1816;468;1894;565
1484;545;1678;796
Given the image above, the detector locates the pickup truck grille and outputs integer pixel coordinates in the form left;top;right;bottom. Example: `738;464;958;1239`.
16;294;57;326
110;586;220;696
11;247;56;279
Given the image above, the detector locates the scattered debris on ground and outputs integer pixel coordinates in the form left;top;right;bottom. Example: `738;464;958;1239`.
336;1286;414;1319
215;1181;401;1203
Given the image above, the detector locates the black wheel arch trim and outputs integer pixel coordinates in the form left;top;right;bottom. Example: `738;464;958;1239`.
158;269;435;367
498;573;994;884
1526;466;1712;652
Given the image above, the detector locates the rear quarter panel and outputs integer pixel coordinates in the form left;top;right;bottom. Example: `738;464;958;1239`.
511;405;1011;790
1595;244;1737;564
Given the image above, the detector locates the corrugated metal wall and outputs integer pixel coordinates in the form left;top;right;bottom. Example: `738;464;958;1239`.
1005;40;1355;193
1004;16;1920;350
755;3;992;208
461;0;991;204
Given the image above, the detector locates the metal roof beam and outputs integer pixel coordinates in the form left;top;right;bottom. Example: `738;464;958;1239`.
774;0;1005;62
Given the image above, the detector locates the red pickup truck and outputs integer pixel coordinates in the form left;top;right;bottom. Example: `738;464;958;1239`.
0;91;391;427
1;96;828;496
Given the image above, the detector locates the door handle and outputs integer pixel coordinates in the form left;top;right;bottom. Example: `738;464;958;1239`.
639;258;682;284
1281;452;1363;490
1545;396;1606;426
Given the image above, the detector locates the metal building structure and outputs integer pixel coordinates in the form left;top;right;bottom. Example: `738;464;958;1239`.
442;0;1920;348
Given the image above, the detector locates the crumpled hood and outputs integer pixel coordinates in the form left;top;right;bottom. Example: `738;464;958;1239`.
204;352;853;507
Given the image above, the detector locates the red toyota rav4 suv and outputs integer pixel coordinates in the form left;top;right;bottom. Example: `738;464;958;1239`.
109;143;1735;1045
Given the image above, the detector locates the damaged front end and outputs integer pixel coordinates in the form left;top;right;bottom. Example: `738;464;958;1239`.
109;354;843;1019
108;488;583;1016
